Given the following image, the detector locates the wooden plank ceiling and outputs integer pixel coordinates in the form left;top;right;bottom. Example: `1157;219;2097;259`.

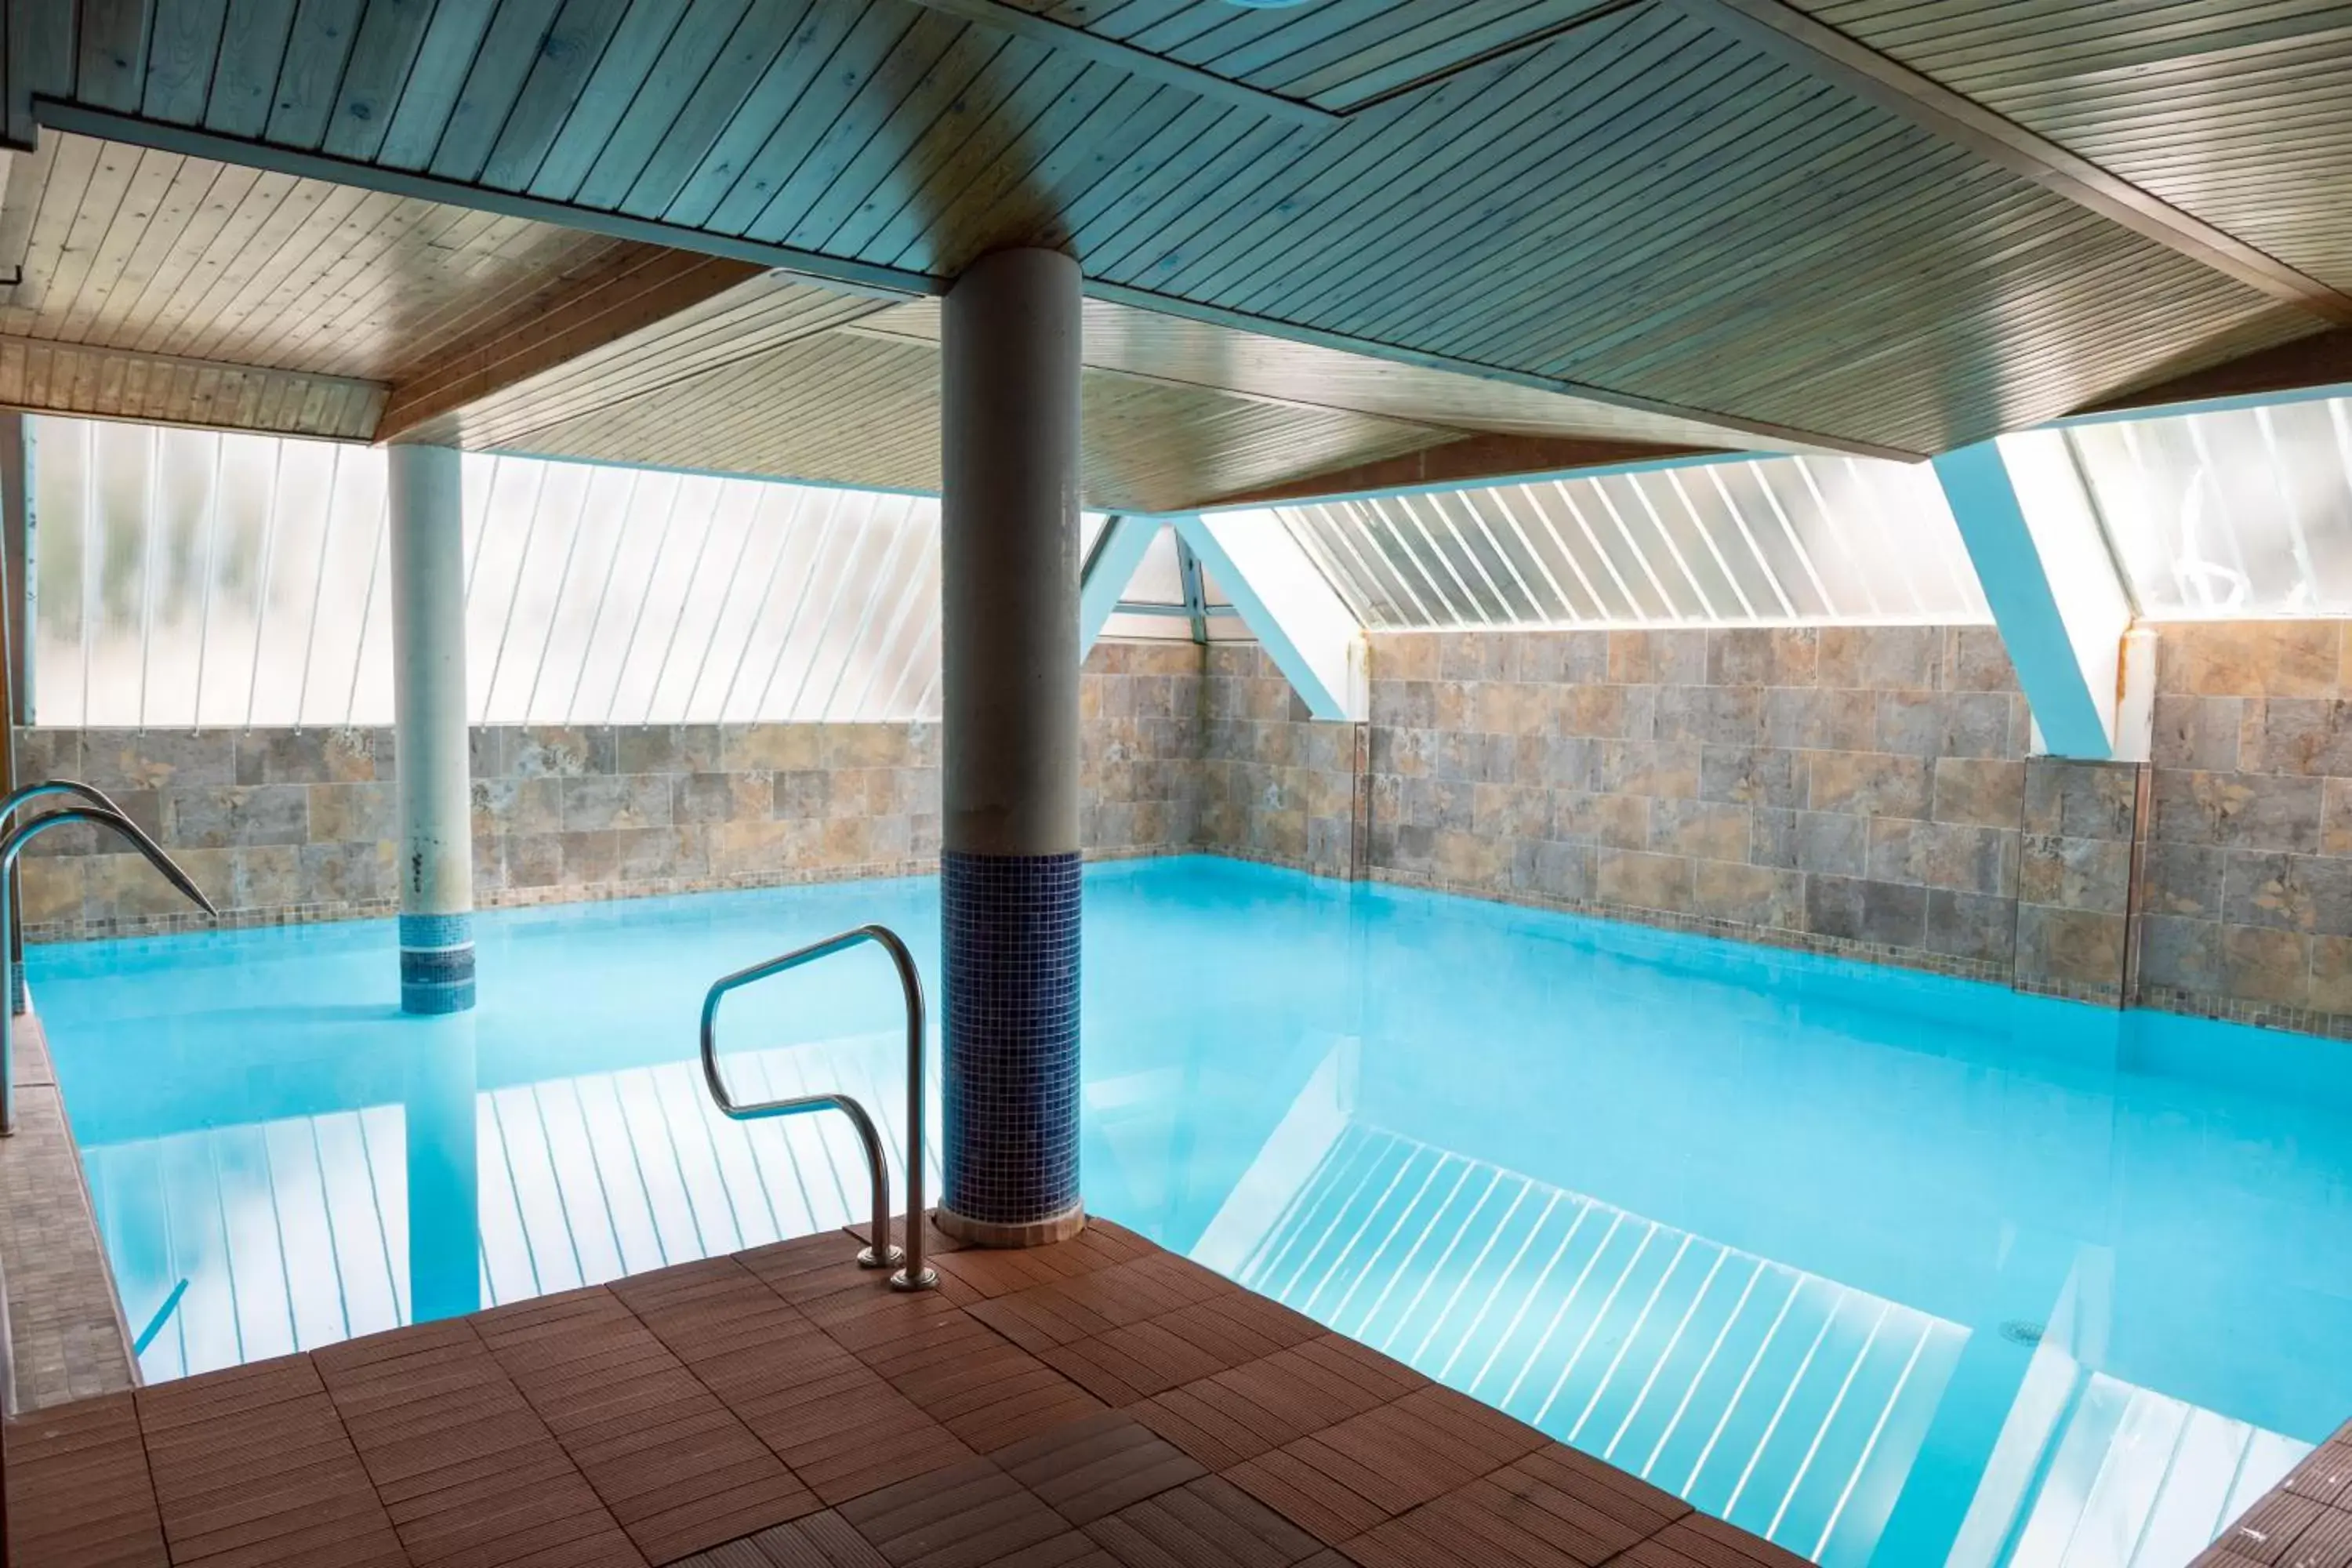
0;128;1746;508
0;0;2347;484
1783;0;2352;298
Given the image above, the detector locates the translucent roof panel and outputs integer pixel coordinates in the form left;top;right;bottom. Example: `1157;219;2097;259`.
27;417;946;728
2066;394;2352;619
1269;456;1991;630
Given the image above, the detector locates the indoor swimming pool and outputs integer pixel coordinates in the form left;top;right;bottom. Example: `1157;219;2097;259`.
30;856;2352;1568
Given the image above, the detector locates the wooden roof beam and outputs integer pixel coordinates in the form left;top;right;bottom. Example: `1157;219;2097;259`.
1669;0;2352;327
0;336;384;440
376;249;767;442
2074;329;2352;419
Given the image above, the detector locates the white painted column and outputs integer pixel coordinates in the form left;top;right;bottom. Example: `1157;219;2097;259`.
388;443;475;1014
1933;433;2146;761
937;248;1087;1247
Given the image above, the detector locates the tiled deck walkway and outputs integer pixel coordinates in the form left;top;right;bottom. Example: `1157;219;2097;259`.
4;1214;1817;1568
2196;1426;2352;1568
0;1013;137;1411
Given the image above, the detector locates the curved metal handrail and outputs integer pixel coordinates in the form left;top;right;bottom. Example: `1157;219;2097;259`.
1;779;179;864
2;804;218;1137
1;779;183;1016
700;924;937;1291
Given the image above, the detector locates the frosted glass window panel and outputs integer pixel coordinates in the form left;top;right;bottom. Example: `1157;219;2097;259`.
599;474;728;723
1266;456;1990;630
24;418;951;728
245;441;350;727
678;485;797;723
790;494;927;724
474;459;589;723
27;420;395;728
1127;527;1185;604
507;466;633;724
2068;397;2352;618
564;471;690;724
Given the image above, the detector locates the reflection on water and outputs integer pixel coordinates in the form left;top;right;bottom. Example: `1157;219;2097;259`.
35;858;2352;1567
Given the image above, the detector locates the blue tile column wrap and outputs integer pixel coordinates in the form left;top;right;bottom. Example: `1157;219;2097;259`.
942;851;1080;1230
398;912;475;1015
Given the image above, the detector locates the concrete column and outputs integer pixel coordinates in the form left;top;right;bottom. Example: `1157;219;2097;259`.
936;248;1085;1247
388;443;475;1014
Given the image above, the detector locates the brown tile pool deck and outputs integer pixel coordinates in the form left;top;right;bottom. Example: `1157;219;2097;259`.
2;1215;1823;1568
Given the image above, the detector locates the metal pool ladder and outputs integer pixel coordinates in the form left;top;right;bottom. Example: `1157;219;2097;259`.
699;924;938;1292
0;779;220;1136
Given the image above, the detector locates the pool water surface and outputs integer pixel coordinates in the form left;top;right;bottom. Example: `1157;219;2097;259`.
30;856;2352;1568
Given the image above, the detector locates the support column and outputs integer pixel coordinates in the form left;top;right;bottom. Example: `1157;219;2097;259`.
388;443;475;1014
937;249;1085;1247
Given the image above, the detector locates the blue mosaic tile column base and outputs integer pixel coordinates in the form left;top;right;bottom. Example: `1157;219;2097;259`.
399;912;476;1014
941;850;1080;1235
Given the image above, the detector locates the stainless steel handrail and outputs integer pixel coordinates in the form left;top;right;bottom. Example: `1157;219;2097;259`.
700;924;937;1291
1;779;184;1016
1;804;218;1136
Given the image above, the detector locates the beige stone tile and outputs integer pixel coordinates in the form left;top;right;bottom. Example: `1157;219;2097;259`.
2016;906;2123;988
2223;924;2311;1007
1650;799;1751;863
1606;631;1653;685
2310;935;2352;1014
2018;834;2133;914
2159;621;2336;698
1552;790;1649;850
309;781;395;843
1943;627;2018;693
724;725;822;771
1595;848;1693;913
1432;828;1507;887
16;858;83;925
2325;778;2352;856
1818;626;1939;691
1691;859;1802;929
1932;757;2024;829
1805;751;1930;819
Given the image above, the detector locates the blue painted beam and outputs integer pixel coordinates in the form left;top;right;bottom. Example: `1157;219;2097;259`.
1079;514;1161;655
1932;436;2131;760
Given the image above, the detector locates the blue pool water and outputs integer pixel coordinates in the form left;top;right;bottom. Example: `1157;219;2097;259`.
31;856;2352;1567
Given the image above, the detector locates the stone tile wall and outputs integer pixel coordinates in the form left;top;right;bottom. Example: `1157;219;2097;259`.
2139;621;2352;1035
28;615;2352;1038
1359;626;2147;991
1080;640;1205;858
1197;644;1364;880
18;644;1203;940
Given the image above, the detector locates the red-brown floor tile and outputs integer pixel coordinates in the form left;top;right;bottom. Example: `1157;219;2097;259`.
5;1392;168;1568
993;1413;1207;1527
481;1283;818;1562
136;1368;409;1568
1081;1473;1321;1567
835;1455;1071;1566
1613;1512;1819;1568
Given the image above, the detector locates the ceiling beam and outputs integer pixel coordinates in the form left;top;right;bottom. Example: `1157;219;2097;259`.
1933;434;2140;760
1668;0;2352;327
0;335;383;441
379;251;768;441
1197;432;1727;509
1085;280;1914;462
2073;329;2352;419
898;0;1337;126
1174;512;1368;723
